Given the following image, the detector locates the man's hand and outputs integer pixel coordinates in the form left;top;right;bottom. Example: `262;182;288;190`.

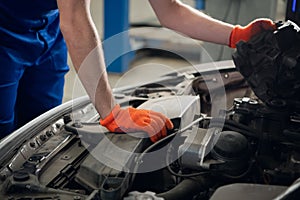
229;18;276;48
100;104;174;143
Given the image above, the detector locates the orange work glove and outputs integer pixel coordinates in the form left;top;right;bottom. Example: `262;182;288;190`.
100;104;174;143
229;18;276;48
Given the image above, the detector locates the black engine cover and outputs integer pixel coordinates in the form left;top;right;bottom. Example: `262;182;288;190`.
232;20;300;107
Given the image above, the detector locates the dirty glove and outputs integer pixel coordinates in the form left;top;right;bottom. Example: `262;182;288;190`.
229;18;276;48
100;104;174;143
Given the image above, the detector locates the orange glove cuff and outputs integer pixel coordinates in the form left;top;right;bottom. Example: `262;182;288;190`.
229;19;276;48
229;25;245;48
99;104;121;129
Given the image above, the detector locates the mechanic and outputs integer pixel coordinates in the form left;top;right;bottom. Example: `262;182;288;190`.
0;0;275;141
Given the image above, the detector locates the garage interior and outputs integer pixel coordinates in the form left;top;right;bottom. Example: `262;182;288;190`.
64;0;286;102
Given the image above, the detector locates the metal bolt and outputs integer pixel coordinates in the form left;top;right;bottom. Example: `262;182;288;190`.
62;155;71;160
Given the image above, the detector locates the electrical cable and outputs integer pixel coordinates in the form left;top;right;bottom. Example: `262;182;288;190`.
164;117;254;179
209;118;260;138
165;143;210;178
138;116;205;159
166;163;210;178
130;116;205;183
221;159;255;179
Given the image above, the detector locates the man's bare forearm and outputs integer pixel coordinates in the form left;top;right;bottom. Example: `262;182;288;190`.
57;0;115;119
149;0;234;45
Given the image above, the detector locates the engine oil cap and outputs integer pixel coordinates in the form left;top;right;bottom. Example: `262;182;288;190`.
212;131;248;161
13;170;30;182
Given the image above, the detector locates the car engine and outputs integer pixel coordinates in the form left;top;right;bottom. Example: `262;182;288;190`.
0;21;299;200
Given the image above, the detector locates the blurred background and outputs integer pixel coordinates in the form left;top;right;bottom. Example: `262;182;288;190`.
63;0;287;102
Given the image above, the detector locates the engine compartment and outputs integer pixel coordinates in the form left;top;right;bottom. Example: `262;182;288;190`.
0;21;300;200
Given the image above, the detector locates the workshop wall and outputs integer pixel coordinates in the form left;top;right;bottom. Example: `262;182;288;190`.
201;0;285;62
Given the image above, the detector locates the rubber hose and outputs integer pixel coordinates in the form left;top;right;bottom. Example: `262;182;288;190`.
157;178;207;200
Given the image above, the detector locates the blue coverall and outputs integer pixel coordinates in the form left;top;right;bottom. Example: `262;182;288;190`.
0;1;69;138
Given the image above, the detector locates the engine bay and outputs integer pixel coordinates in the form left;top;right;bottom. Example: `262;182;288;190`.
0;21;300;200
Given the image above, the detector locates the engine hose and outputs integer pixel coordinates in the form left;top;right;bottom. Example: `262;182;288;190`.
157;177;209;200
